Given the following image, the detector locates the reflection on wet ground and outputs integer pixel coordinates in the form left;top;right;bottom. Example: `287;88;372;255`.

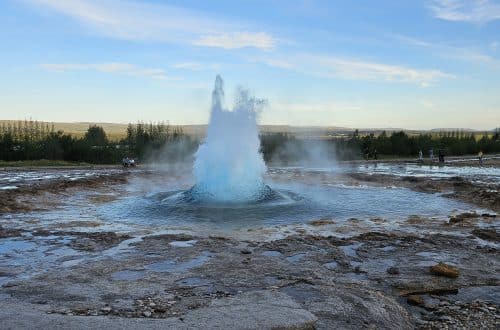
145;251;212;273
0;164;498;328
270;163;500;184
0;168;123;189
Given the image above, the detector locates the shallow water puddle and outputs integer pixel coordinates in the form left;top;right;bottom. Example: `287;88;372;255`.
146;251;212;273
341;243;363;258
0;239;37;254
261;250;282;257
169;240;197;247
286;253;307;263
323;261;339;270
415;251;458;266
111;270;147;281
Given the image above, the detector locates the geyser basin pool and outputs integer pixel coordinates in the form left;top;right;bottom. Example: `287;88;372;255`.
98;180;475;230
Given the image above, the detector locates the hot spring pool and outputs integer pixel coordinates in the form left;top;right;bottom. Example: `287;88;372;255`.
96;181;476;230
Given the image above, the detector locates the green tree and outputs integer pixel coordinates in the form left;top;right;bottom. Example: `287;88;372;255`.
84;125;108;146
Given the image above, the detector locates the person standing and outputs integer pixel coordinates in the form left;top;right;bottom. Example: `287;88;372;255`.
478;150;483;166
418;150;423;161
438;149;445;163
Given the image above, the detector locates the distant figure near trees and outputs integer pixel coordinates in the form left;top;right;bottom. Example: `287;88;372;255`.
429;149;434;160
122;156;136;167
478;151;483;166
418;150;423;161
438;150;445;163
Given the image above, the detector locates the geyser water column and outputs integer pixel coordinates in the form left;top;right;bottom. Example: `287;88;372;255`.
191;75;268;202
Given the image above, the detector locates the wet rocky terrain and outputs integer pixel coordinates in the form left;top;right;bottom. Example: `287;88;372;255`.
0;163;498;329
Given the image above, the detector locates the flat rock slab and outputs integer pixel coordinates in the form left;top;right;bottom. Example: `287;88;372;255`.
0;291;317;330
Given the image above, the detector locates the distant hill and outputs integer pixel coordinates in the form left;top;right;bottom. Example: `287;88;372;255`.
0;120;494;141
428;128;478;132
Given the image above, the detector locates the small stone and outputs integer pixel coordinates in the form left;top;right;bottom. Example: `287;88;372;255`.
240;249;252;254
72;308;88;315
407;295;424;306
430;262;459;278
100;306;112;313
387;267;400;275
155;307;167;313
149;302;156;307
143;310;152;317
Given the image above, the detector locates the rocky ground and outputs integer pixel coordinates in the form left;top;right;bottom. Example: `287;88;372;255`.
0;163;498;329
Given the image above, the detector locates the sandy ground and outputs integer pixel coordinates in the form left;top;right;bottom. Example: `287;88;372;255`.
0;161;498;329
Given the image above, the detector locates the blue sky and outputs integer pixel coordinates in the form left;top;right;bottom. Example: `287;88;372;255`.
0;0;499;129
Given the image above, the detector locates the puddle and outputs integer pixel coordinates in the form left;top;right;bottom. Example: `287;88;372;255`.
415;251;458;267
0;169;123;189
323;261;339;270
169;240;197;247
351;163;500;184
261;250;282;257
111;270;147;281
341;243;362;258
0;239;37;254
380;245;396;252
450;286;500;304
286;253;307;263
146;251;211;273
0;186;18;190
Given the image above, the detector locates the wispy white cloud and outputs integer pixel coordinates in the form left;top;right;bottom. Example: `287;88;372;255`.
392;34;500;69
255;54;453;87
25;0;277;50
428;0;500;23
41;62;180;80
171;62;221;71
194;32;276;50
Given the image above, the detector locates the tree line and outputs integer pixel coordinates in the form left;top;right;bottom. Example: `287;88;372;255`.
0;120;194;164
0;120;498;164
260;129;500;163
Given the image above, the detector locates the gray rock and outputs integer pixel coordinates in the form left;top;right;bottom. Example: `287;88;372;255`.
0;291;317;330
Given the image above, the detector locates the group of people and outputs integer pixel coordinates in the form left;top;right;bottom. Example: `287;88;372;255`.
417;148;485;165
417;148;445;163
122;156;136;167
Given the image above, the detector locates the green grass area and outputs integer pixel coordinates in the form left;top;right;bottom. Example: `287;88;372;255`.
0;159;92;167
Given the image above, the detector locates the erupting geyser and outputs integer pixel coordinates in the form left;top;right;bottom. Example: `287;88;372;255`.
190;75;268;202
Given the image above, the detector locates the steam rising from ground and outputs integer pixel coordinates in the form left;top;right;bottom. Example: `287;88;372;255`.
191;75;267;202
